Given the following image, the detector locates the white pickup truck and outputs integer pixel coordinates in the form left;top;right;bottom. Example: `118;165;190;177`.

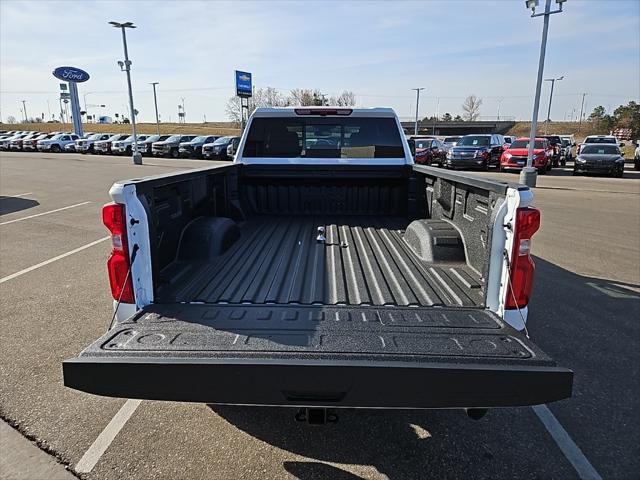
64;107;572;419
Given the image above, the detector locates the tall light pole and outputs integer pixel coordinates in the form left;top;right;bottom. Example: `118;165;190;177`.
411;88;425;136
432;97;440;134
83;92;94;123
520;0;566;188
497;98;503;121
578;92;587;131
544;75;564;134
109;21;142;165
21;100;28;122
150;82;160;134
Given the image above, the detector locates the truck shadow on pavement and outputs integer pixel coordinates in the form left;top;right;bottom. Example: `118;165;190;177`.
207;256;639;479
0;196;39;216
209;404;548;480
524;256;640;478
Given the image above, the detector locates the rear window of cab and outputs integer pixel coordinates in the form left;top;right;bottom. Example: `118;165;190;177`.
242;117;404;158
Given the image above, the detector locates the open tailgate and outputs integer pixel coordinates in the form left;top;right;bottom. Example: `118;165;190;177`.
64;304;572;408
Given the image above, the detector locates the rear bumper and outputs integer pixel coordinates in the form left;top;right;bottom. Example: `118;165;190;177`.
63;357;572;408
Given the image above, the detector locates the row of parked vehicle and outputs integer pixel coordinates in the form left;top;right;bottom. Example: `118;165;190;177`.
0;130;242;161
408;132;638;177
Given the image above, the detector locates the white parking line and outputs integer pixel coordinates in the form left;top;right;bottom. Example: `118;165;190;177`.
533;404;603;480
0;201;91;226
75;400;141;474
1;192;32;198
0;236;109;284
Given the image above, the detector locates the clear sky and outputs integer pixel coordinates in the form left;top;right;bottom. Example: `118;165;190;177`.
1;0;638;124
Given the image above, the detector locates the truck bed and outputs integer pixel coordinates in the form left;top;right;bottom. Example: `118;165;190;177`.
160;215;484;308
63;164;573;409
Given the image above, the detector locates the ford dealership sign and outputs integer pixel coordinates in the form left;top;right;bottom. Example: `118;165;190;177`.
52;66;90;83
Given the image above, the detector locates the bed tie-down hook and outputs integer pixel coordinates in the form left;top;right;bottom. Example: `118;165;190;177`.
316;226;348;247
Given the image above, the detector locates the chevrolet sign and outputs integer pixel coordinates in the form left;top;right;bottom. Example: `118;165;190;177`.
235;70;252;98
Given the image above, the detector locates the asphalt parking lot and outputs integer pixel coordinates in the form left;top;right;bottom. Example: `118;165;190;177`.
1;151;639;480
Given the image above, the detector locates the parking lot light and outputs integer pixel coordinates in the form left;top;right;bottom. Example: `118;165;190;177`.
520;0;565;187
411;88;425;136
109;20;142;165
544;76;564;134
150;82;160;135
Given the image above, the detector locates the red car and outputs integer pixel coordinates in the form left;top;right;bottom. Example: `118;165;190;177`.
412;137;446;166
500;137;551;173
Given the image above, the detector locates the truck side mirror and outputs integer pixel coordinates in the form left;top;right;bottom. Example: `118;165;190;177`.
407;139;416;156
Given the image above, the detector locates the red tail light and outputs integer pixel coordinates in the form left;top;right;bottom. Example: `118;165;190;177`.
505;207;540;309
102;203;135;303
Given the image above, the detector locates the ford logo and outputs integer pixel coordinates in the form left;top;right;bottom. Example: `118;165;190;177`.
52;66;90;83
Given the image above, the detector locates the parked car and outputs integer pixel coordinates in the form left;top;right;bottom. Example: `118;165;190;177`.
94;134;130;154
76;133;113;153
576;135;620;155
63;106;572;416
412;137;447;166
64;142;77;152
226;136;241;158
1;133;29;150
152;134;196;158
444;134;505;170
442;135;462;149
560;134;576;147
23;133;54;151
500;137;551;173
178;135;219;158
137;135;171;156
503;135;515;146
559;137;574;163
573;144;625;177
37;133;79;152
9;132;42;150
111;135;150;155
202;136;235;160
541;135;564;166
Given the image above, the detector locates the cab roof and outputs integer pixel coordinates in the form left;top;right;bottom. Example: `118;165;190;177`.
251;107;397;118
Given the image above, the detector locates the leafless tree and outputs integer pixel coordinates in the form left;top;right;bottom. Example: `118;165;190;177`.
288;89;317;106
256;87;287;107
225;86;290;123
462;95;483;121
6;115;16;124
329;90;356;106
225;96;243;124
